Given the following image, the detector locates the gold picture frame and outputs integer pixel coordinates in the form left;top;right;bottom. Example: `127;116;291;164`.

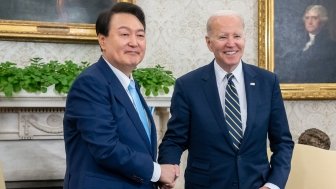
258;0;336;100
0;0;135;43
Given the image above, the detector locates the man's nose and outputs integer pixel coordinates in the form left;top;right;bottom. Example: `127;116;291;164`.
226;37;235;46
128;35;138;46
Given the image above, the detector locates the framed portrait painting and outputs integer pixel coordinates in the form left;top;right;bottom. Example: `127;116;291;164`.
258;0;336;99
0;0;135;43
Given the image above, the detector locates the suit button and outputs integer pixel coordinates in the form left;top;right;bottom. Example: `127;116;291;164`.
132;175;144;183
232;181;238;187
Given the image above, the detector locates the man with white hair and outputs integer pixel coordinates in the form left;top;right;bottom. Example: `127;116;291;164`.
279;4;336;83
302;5;329;51
158;10;294;189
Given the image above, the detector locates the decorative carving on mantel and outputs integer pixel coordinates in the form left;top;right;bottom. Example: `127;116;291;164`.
19;113;64;140
19;113;63;139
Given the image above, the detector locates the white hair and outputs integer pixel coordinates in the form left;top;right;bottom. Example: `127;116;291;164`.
303;5;328;22
206;10;245;34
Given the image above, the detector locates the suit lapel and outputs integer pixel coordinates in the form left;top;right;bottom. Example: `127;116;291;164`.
239;63;258;151
201;61;236;151
137;85;157;158
96;57;154;155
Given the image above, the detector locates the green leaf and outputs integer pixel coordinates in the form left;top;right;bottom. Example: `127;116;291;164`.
4;84;13;97
133;65;175;96
163;86;169;94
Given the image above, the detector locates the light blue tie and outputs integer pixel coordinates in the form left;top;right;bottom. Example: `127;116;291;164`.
128;80;151;141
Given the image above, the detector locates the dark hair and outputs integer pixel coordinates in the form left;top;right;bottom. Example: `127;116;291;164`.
95;2;146;36
298;128;331;150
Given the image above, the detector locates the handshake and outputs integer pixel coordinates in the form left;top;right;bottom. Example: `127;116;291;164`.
159;164;180;189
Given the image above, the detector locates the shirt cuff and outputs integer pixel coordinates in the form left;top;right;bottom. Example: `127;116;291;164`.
151;162;161;182
264;182;280;189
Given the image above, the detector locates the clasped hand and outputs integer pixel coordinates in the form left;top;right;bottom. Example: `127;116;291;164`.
159;164;180;189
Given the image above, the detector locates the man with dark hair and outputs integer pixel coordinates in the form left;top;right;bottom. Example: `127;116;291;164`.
63;2;178;189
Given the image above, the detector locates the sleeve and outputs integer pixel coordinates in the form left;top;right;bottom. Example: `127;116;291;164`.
158;78;190;164
267;75;294;188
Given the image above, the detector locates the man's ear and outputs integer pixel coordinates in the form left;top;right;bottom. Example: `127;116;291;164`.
98;34;106;51
205;36;214;52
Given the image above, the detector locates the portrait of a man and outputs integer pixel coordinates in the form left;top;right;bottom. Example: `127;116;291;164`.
274;0;336;83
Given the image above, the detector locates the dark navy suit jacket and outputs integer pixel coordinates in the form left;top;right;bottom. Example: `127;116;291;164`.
63;57;157;189
159;61;294;189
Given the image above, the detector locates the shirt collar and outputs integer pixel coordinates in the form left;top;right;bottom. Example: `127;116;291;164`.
308;33;316;41
214;59;244;84
103;56;132;90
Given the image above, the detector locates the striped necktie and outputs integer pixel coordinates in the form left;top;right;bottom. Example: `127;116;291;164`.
224;73;243;150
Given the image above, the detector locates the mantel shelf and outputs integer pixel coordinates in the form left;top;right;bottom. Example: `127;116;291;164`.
0;96;171;108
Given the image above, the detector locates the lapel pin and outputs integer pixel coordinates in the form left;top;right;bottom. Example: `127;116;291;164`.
250;82;255;86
